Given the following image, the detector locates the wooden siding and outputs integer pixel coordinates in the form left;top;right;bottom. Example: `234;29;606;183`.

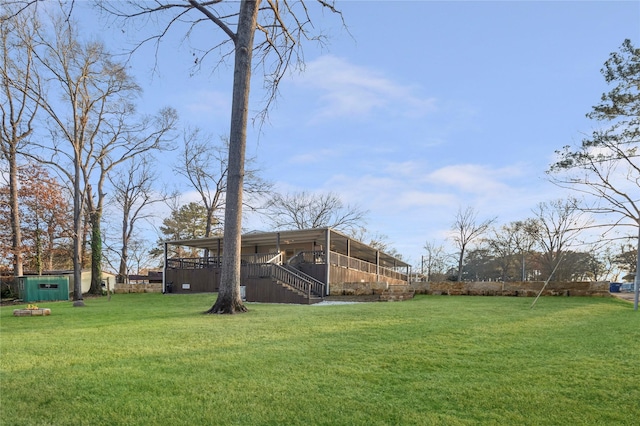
245;277;319;304
166;261;406;296
165;269;319;304
298;264;326;285
165;268;219;293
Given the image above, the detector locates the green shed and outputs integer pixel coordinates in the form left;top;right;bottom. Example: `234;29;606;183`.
18;276;69;303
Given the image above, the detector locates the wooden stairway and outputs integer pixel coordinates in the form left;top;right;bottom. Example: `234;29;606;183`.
244;262;325;304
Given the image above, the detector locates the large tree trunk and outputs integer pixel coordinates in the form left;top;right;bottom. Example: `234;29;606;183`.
206;0;260;314
89;211;103;294
72;152;84;306
9;147;23;277
634;223;639;311
118;255;128;284
457;248;464;282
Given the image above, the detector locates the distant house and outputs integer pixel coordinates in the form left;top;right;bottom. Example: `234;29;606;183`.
163;227;412;304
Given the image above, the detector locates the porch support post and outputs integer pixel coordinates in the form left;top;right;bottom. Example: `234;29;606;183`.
376;250;380;282
346;239;350;269
276;232;281;264
325;228;331;296
162;242;168;293
217;238;221;264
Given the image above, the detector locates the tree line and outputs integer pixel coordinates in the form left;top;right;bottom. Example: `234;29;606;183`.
0;2;352;298
420;39;639;306
1;2;637;312
421;202;636;284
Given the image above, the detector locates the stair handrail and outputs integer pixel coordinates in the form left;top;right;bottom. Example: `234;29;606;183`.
266;252;282;265
271;264;325;298
282;264;326;292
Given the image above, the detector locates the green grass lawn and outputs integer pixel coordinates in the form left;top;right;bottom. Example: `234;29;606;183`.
1;294;639;425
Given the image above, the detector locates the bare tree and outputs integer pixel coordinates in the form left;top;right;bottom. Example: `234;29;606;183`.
349;228;396;254
582;245;615;282
264;190;367;235
528;198;588;281
486;225;518;282
512;220;538;281
21;10;109;304
1;1;52;20
128;238;157;275
18;8;176;302
84;106;177;294
174;128;271;251
450;206;496;282
107;157;168;283
175;128;227;242
422;240;448;282
614;242;637;281
99;0;344;314
549;39;639;309
485;221;538;282
0;6;41;277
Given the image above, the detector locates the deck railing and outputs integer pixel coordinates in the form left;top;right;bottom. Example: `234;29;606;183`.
297;250;408;282
167;253;281;269
328;251;408;282
167;249;406;282
299;251;326;264
245;262;325;298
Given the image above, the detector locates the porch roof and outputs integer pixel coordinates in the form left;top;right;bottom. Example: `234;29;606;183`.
166;227;409;269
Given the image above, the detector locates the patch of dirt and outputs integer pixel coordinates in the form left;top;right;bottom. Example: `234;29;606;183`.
612;292;636;302
323;295;381;303
1;293;106;306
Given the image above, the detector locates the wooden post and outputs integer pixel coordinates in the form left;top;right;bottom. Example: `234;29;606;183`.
346;239;350;269
325;228;331;296
162;242;168;293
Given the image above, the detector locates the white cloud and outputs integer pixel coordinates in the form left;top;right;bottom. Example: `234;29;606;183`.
426;164;522;195
182;90;230;116
394;190;458;209
294;55;437;121
288;149;338;165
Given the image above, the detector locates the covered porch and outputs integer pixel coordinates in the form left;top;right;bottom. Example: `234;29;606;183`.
163;228;411;302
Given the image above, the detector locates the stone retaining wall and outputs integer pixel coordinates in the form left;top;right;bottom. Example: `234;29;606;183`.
329;281;389;296
113;283;162;294
410;281;610;297
14;308;51;316
111;280;611;297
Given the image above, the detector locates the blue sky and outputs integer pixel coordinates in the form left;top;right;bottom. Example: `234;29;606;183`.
76;1;639;267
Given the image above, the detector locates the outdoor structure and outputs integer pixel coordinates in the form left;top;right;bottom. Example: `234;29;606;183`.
19;270;116;298
163;228;412;304
17;275;69;303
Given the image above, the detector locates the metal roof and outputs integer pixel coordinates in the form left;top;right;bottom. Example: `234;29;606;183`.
166;227;409;269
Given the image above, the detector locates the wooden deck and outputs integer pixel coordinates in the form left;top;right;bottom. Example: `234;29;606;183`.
164;249;409;304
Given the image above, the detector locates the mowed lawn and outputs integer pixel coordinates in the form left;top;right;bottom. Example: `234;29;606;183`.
1;294;639;425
